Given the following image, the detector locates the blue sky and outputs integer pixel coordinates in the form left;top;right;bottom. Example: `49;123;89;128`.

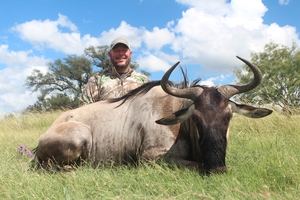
0;0;299;115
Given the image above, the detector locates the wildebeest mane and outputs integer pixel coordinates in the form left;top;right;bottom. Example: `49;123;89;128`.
108;66;201;107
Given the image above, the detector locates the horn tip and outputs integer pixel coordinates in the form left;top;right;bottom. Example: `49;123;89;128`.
172;61;180;68
236;55;248;63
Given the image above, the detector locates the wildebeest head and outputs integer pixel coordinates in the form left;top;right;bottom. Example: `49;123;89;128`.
156;56;272;174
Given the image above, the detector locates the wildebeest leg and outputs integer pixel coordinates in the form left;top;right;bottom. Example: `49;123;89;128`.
167;157;204;171
166;157;227;175
36;121;92;168
139;141;203;171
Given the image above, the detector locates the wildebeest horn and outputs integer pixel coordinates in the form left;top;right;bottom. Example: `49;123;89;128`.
217;56;262;99
161;61;203;101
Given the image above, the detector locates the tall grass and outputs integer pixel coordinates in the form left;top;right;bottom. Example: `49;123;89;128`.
0;110;299;199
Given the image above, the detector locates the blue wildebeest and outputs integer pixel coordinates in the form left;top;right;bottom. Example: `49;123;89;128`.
34;56;272;174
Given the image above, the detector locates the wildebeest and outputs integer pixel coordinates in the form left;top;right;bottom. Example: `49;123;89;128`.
34;56;272;174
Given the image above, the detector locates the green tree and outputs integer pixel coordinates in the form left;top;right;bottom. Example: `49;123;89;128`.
45;93;79;110
84;45;112;70
26;93;79;112
25;55;92;111
234;42;300;112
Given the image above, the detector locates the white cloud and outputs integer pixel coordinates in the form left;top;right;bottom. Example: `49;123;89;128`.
0;45;48;114
11;14;100;54
99;21;146;49
200;78;217;87
137;54;171;72
263;23;299;45
176;0;230;15
279;0;290;5
0;90;39;115
56;14;78;32
161;0;299;75
223;0;268;30
200;74;230;87
9;1;300;76
136;51;180;72
143;27;175;50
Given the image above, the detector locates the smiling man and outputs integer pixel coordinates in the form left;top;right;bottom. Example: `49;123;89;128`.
80;37;150;106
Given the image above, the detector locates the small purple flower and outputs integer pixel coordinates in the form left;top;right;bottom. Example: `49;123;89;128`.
18;145;27;156
18;145;35;157
28;150;35;158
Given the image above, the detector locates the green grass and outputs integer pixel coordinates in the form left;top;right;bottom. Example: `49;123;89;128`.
0;110;299;199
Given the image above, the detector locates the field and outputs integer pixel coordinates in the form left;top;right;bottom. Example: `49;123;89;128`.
0;110;299;199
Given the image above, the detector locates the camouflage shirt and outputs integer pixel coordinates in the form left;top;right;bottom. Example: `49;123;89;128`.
80;67;150;106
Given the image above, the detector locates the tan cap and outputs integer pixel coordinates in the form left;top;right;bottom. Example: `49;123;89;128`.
110;37;130;50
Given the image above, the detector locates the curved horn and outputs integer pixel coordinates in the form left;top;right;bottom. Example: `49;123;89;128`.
217;56;262;99
161;62;203;101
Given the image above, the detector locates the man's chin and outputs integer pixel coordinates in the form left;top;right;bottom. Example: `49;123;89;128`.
115;65;126;69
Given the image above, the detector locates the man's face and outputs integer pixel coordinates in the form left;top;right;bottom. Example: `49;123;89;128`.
108;44;132;72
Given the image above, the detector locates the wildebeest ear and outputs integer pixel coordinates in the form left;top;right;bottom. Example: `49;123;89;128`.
229;101;273;118
156;104;195;125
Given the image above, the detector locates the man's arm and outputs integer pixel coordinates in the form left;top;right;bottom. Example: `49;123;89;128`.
79;74;100;107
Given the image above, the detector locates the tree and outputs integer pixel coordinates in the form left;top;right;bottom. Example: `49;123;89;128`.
84;45;112;70
25;55;92;111
234;42;300;112
25;93;79;112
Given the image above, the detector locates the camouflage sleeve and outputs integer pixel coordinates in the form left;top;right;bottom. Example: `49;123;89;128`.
79;74;99;107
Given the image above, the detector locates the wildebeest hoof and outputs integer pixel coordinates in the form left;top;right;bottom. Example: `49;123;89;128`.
63;165;73;171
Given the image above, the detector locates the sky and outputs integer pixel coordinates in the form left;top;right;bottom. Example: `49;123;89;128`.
0;0;299;116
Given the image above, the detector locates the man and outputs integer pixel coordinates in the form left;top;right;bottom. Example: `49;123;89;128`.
80;37;150;106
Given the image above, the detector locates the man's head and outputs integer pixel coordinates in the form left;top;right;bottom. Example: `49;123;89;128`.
108;37;132;74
